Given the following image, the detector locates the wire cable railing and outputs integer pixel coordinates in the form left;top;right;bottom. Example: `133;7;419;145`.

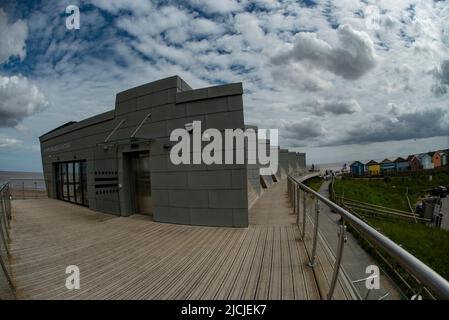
287;174;449;300
0;182;15;299
8;178;47;200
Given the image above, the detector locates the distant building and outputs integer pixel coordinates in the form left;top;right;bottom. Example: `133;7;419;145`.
431;152;441;168
394;157;409;172
380;158;395;175
365;160;380;176
441;151;448;167
407;155;421;171
419;153;434;170
350;161;365;176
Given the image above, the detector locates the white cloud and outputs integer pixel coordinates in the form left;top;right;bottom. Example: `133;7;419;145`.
2;0;449;169
272;24;377;80
234;13;265;50
0;135;23;148
0;75;48;127
310;98;362;116
0;8;28;64
188;0;241;14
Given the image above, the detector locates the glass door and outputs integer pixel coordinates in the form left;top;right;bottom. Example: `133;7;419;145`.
56;160;88;206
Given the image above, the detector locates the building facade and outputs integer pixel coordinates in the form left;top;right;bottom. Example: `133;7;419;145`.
380;159;395;175
419;153;434;170
40;76;305;228
431;152;441;168
365;160;380;176
394;157;409;172
350;161;364;176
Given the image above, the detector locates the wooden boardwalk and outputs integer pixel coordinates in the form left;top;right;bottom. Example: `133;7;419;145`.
8;179;350;300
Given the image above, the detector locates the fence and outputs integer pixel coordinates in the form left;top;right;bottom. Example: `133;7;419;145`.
8;178;47;200
0;183;15;299
287;175;449;300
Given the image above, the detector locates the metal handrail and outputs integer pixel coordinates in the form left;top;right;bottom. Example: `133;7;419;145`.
0;182;15;297
288;174;449;300
8;178;46;200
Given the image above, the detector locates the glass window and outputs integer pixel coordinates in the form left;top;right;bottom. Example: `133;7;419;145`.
56;161;88;206
62;163;69;201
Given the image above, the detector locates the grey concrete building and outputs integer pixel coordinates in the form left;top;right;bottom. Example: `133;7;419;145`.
279;149;289;179
259;139;274;188
245;125;261;208
288;152;297;175
298;152;306;169
39;75;306;228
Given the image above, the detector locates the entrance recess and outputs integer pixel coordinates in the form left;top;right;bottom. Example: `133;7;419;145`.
129;151;153;215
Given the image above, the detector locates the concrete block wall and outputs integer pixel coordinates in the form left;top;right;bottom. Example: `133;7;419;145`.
245;125;261;208
40;75;306;228
40;76;248;227
258;139;274;188
115;77;248;227
295;152;301;174
288;152;297;176
279;149;289;179
298;153;306;169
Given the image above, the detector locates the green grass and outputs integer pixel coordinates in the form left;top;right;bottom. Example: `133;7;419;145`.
333;170;449;284
335;171;449;211
366;217;449;281
305;177;324;192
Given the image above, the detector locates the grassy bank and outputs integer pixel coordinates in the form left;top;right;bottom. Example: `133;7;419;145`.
334;171;449;211
366;217;449;281
334;170;449;284
305;176;324;192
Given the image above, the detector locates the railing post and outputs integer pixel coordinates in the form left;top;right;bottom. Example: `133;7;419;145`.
308;197;320;267
327;220;347;300
293;182;297;216
296;185;300;226
302;189;307;241
0;201;9;255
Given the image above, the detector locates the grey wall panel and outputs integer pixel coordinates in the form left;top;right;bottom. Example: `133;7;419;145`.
40;76;249;227
232;209;248;227
168;190;209;208
279;149;289;179
153;206;190;225
116;76;179;103
40;110;114;142
152;172;188;189
288;152;297;175
209;190;248;209
187;171;232;189
189;208;233;227
176;88;209;103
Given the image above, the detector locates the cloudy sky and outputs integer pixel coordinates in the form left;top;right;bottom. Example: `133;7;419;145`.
0;0;448;171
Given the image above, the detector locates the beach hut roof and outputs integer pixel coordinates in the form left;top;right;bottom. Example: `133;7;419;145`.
365;160;379;166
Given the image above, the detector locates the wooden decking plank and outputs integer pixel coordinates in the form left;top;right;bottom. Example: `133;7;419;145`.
268;226;282;299
280;226;294;300
239;227;268;299
7;175;345;300
254;226;274;299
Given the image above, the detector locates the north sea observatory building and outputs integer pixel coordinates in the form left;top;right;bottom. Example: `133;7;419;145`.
39;76;305;227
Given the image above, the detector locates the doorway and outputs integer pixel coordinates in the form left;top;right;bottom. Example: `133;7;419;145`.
127;151;153;215
55;160;88;206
